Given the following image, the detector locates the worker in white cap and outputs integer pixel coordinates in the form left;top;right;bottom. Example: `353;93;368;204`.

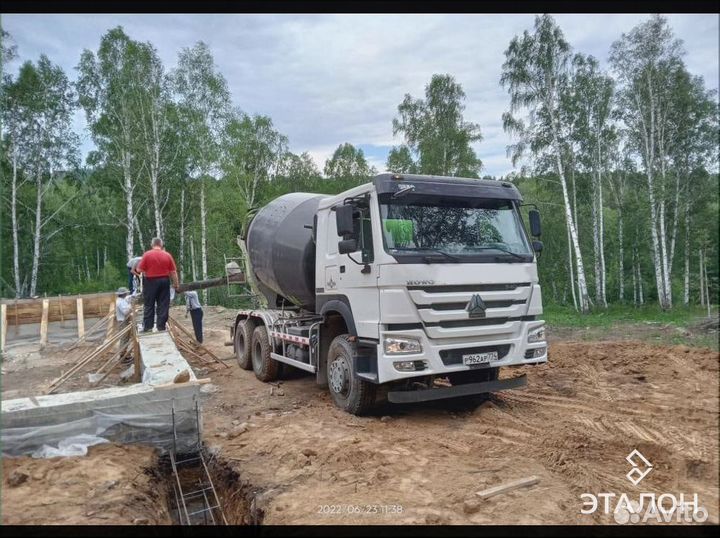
115;287;134;363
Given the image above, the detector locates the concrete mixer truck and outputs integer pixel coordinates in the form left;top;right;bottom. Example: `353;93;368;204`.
230;173;547;415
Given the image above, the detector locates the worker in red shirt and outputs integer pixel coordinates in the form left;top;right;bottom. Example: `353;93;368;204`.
133;237;180;332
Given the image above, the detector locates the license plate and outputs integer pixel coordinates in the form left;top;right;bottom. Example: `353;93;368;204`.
462;351;499;365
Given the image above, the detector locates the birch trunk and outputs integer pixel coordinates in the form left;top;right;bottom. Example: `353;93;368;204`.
11;149;21;297
699;249;705;306
190;235;198;282
658;163;672;308
632;250;638;306
618;210;624;302
683;201;690;305
638;257;644;305
30;172;43;297
123;152;135;261
704;250;711;317
592;173;601;305
179;188;185;282
550;131;590;312
134;214;144;252
598;175;607;307
568;221;578;311
200;179;208;305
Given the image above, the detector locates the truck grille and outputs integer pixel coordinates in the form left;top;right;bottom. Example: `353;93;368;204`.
406;282;532;339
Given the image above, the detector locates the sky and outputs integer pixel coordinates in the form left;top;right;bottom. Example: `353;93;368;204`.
2;14;719;177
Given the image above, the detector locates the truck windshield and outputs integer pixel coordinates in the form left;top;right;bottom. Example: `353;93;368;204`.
379;195;533;262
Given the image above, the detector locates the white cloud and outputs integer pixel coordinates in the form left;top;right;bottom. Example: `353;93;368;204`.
4;14;718;177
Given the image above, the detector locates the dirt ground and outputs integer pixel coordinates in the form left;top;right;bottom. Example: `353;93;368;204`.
1;444;170;525
192;307;719;525
1;305;718;525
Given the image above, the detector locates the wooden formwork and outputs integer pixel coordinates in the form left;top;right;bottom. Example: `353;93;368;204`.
0;292;116;352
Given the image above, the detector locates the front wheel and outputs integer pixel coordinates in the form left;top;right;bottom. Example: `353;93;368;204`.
326;335;376;415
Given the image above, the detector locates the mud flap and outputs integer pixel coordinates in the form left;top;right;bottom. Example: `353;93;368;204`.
387;374;527;404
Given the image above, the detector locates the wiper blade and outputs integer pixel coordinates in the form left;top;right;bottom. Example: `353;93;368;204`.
470;246;528;261
390;247;461;263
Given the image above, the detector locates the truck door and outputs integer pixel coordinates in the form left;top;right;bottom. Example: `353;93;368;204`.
321;196;380;340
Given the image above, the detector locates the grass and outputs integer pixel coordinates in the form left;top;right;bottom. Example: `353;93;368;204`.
544;303;719;350
543;303;716;328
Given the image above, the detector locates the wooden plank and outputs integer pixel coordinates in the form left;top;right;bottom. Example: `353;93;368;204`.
46;325;131;394
153;377;211;390
1;303;7;353
132;310;142;383
68;312;112;350
58;294;65;325
76;298;85;339
104;301;116;341
475;476;540;500
14;300;19;335
39;299;49;349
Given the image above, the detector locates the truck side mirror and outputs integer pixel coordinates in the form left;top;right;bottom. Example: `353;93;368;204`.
335;205;355;237
529;209;541;237
532;240;544;253
338;238;358;254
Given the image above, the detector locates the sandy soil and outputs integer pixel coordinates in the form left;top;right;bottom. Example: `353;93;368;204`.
189;308;720;525
1;305;718;525
1;444;171;525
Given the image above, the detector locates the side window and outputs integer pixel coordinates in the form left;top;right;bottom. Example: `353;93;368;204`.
353;204;374;263
327;214;338;255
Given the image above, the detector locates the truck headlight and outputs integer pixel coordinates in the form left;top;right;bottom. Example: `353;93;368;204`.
527;326;546;343
384;336;422;355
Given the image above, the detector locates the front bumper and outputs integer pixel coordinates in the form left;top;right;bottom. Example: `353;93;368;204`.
376;320;547;383
387;374;527;403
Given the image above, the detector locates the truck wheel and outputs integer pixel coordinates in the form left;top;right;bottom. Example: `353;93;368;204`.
234;320;253;370
327;334;376;415
252;325;279;382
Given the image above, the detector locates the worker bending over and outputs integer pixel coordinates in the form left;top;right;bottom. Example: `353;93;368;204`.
133;238;179;332
114;287;136;362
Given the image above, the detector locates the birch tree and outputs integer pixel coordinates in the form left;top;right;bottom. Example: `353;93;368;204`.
610;15;684;309
664;70;718;305
3;57;78;296
134;41;176;240
567;54;615;307
173;42;230;303
222;110;289;210
77;27;145;262
501;14;591;312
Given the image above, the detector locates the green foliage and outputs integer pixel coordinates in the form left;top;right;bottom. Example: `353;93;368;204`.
323;143;376;180
390;74;482;177
0;19;717;318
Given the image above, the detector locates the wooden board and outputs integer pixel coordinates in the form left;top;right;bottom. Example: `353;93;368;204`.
76;298;85;339
40;300;49;348
475;476;540;500
0;292;115;326
1;303;6;352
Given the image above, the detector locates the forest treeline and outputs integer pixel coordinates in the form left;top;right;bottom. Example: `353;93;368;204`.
1;15;717;312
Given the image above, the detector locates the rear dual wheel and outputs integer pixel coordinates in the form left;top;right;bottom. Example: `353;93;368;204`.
251;325;280;382
233;319;255;370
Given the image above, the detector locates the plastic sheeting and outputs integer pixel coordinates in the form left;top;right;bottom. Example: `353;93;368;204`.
32;434;109;458
2;387;202;457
